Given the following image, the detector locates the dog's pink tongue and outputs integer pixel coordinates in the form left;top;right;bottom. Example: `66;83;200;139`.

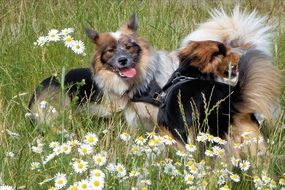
121;68;137;78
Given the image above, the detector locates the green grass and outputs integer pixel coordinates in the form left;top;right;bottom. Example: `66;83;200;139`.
0;0;284;189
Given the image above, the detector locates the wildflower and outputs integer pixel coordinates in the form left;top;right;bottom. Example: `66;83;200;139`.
71;40;85;55
220;184;230;190
63;35;74;48
0;185;14;190
131;145;142;156
88;177;104;190
61;143;72;154
269;179;277;189
205;149;214;157
135;136;147;145
53;145;63;155
78;144;93;156
213;146;225;157
93;153;107;166
141;179;151;185
233;143;243;149
176;150;187;157
279;178;285;185
230;157;240;167
34;36;48;46
164;163;176;175
196;132;208;142
6;152;14;158
262;174;271;184
31;162;40;170
49;141;60;149
185;143;197;152
43;153;56;165
54;173;67;189
214;137;227;145
146;131;156;138
68;139;79;147
106;163;116;173
189;165;198;175
60;28;74;36
78;179;89;190
239;160;250;172
90;169;105;179
230;174;240;182
31;145;43;154
207;134;215;142
120;132;131;142
129;169;140;177
184;173;195;184
48;29;60;42
116;163;127;178
84;132;98;146
73;159;88;174
68;183;79;190
48;187;56;190
163;135;176;145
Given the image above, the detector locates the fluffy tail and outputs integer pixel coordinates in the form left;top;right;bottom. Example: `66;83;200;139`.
180;7;273;56
232;50;282;121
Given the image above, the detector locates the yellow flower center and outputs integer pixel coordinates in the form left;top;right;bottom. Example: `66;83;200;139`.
66;37;72;42
96;157;102;163
57;179;63;184
81;184;87;189
78;163;84;169
87;137;94;143
82;148;87;154
76;44;80;49
117;167;123;172
95;172;101;177
70;186;78;190
93;180;100;187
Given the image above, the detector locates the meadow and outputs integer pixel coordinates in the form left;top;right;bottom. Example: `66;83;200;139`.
0;0;284;189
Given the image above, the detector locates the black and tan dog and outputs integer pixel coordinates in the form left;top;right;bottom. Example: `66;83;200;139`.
133;41;282;157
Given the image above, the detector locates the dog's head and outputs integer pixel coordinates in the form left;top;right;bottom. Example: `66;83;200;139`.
86;14;151;95
178;41;240;77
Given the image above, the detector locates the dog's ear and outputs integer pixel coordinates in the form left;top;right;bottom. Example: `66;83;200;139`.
212;42;227;57
127;13;138;32
85;28;99;44
120;13;138;34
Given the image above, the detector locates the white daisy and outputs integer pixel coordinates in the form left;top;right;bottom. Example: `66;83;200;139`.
196;132;208;142
35;36;48;46
279;178;285;185
6;151;14;158
239;160;251;172
53;145;63;155
90;169;105;179
205;149;214;157
31;162;40;170
54;173;67;189
61;143;72;154
49;141;60;149
60;28;74;36
62;35;74;48
219;184;230;190
0;186;14;190
146;131;156;139
185;143;197;152
213;146;225;158
135;136;147;145
120;132;131;142
106;162;116;173
230;157;240;167
71;40;85;55
48;29;60;42
84;132;98;146
67;183;79;190
93;153;107;166
214;137;227;145
43;153;56;165
78;144;93;156
67;139;79;147
78;179;89;190
176;150;187;157
116;163;127;178
129;169;140;177
230;174;240;182
31;145;43;154
88;177;104;190
72;159;88;174
269;180;277;188
163;135;176;145
184;173;195;184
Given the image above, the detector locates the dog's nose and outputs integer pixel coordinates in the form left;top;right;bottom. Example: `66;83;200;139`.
118;57;128;66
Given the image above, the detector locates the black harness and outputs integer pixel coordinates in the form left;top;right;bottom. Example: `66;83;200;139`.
131;75;197;107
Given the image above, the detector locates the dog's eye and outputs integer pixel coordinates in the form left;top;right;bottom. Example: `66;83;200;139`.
125;44;132;50
106;48;114;53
